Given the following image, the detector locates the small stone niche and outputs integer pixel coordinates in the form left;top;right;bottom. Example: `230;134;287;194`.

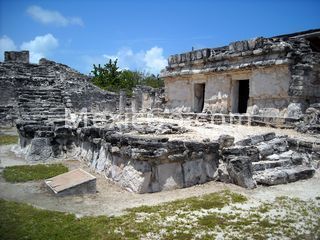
4;51;29;63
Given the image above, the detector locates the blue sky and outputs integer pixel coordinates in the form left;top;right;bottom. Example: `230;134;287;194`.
0;0;319;75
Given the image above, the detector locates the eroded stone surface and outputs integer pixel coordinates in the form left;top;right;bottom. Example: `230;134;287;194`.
227;156;257;189
45;168;96;196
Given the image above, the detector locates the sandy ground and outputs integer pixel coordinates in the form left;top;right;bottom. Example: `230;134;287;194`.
0;124;319;217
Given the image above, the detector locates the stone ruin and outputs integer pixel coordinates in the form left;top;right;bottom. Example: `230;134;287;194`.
1;28;320;193
161;29;320;121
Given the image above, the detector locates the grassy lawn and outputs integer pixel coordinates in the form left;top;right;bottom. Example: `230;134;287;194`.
0;135;18;145
0;190;319;240
2;164;68;183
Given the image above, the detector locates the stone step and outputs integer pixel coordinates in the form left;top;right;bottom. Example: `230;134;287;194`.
18;98;62;103
18;103;64;108
47;114;66;119
19;99;63;104
252;158;302;171
18;88;61;92
20;114;48;120
49;108;66;113
253;166;315;186
18;91;61;96
18;97;63;102
20;110;65;116
256;138;288;158
19;93;61;98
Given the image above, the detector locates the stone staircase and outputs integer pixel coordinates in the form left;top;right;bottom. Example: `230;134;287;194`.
222;132;316;186
17;87;66;122
0;105;17;124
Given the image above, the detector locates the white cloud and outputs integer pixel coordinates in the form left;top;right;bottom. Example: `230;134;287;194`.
103;47;146;71
20;34;59;63
0;35;17;60
143;47;167;74
27;5;83;27
84;46;167;74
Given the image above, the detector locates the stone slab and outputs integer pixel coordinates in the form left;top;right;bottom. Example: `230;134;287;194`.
45;168;96;196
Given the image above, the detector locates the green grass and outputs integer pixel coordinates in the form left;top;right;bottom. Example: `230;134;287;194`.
0;135;18;145
129;190;247;214
0;191;319;240
2;164;68;183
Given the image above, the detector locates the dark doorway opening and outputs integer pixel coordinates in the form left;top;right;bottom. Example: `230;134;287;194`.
194;83;205;113
238;80;249;114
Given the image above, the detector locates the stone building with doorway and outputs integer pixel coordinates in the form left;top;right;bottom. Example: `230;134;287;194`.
160;29;320;117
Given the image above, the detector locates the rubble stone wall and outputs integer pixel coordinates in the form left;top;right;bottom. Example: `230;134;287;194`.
77;132;219;193
17;124;220;193
16;118;318;192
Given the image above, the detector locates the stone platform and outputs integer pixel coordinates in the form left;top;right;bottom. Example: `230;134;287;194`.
45;168;96;196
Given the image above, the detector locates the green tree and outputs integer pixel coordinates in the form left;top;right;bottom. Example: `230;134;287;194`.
141;74;164;88
91;59;121;91
91;59;164;94
119;70;142;95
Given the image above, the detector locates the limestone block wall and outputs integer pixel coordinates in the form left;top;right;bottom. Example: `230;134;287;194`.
66;84;118;112
203;75;230;113
17;124;220;193
249;65;291;115
137;86;165;111
288;39;320;106
164;65;292;116
76;131;220;193
164;78;193;112
0;78;17;106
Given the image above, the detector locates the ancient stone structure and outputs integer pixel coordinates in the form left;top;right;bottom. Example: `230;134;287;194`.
220;132;316;186
0;52;118;125
2;30;319;194
4;51;29;63
161;29;320;117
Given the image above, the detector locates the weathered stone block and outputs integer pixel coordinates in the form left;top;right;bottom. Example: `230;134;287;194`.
257;143;274;158
287;103;303;118
227;156;256;189
120;165;151;193
218;134;235;149
4;51;29;63
156;162;183;191
45;169;96;196
183;159;207;187
26;137;53;161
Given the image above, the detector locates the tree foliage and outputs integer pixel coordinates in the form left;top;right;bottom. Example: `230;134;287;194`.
91;59;164;95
